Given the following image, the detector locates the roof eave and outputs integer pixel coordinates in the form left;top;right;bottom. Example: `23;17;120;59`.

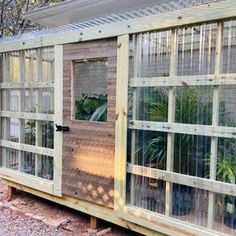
23;0;170;26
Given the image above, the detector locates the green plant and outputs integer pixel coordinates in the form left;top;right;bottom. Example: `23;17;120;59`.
24;120;54;149
42;121;54;149
25;120;36;145
138;86;214;174
204;139;236;229
75;94;107;122
204;138;236;184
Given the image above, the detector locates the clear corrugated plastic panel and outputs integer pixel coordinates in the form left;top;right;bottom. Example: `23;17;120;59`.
127;21;236;234
0;48;55;181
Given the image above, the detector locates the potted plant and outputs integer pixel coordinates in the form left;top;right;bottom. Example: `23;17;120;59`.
221;155;236;229
204;136;236;228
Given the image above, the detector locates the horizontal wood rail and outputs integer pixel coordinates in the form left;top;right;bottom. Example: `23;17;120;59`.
127;163;236;196
129;74;236;87
0;81;54;89
0;168;54;194
0;111;54;122
0;140;55;157
128;120;236;139
122;205;226;236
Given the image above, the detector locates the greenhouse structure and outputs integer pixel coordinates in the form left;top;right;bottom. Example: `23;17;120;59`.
0;0;236;235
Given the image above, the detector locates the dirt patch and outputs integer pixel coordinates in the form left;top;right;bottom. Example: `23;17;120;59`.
0;181;141;236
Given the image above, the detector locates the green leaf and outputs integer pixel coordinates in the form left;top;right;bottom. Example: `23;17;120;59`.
89;103;107;121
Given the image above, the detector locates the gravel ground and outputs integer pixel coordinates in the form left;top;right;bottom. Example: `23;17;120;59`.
0;181;141;236
0;207;63;236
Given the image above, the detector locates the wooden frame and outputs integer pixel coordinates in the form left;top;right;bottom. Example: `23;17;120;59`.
53;45;63;196
207;21;223;229
165;28;178;216
128;121;236;139
70;57;109;122
127;164;236;196
0;0;236;53
0;1;236;236
122;205;224;236
0;45;63;197
129;74;236;87
116;16;236;236
114;34;129;213
0;167;54;194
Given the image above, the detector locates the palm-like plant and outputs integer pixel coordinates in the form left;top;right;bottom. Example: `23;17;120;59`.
139;84;236;178
138;86;213;174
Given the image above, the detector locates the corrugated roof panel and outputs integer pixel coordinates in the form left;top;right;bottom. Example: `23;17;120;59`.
0;0;224;43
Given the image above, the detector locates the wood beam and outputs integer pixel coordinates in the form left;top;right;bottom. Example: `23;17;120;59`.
129;74;236;87
53;45;63;196
0;81;54;89
1;179;161;236
7;185;16;201
114;35;129;213
127;164;236;197
207;21;223;230
0;140;55;157
0;168;54;194
128;120;236;139
123;205;223;236
0;111;54;122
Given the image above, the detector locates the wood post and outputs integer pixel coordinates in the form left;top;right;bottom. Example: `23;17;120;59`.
90;216;98;229
7;185;16;201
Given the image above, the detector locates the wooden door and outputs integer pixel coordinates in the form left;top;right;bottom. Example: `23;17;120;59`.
62;39;117;208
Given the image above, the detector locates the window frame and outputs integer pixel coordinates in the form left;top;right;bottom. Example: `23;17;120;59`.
71;57;109;123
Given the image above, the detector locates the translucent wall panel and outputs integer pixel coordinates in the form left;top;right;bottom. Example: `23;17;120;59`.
174;134;211;177
217;138;236;184
42;121;54;149
130;87;168;122
177;24;217;75
41;88;54;114
9;52;20;82
128;130;167;170
23;89;37;113
25;50;38;82
1;118;20;143
42;47;54;81
129;31;171;78
222;20;236;74
21;151;35;176
219;85;236;127
6;148;19;170
214;194;236;234
0;47;55;185
9;118;20;142
37;155;53;180
24;120;36;146
175;86;213;125
126;174;166;214
171;185;208;228
10;90;20;112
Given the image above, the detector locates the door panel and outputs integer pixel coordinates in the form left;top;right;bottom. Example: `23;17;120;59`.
62;39;117;208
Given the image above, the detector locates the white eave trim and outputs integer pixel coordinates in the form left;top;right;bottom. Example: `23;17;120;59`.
23;0;170;26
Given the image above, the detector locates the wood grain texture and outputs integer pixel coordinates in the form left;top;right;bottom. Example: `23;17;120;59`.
62;39;117;208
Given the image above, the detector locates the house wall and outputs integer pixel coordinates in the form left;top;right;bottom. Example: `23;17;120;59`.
62;39;117;208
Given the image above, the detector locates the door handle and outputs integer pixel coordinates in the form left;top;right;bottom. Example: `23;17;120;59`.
55;124;70;132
